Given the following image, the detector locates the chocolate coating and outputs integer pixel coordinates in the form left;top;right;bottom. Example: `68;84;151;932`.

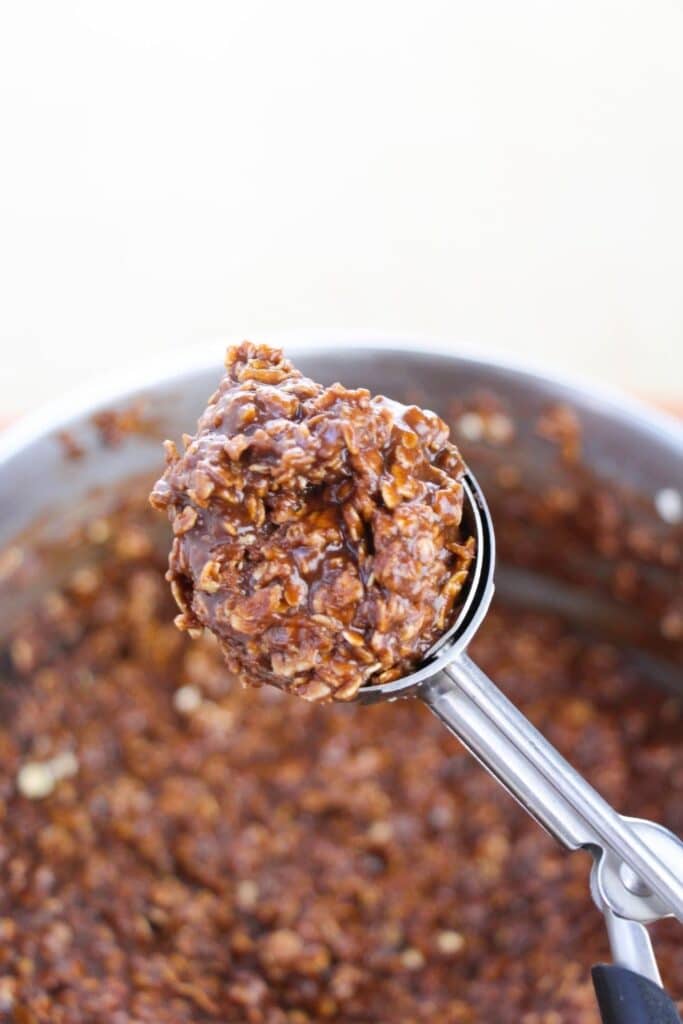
150;343;474;700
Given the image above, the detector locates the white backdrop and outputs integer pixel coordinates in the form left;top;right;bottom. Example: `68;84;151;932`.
1;0;682;415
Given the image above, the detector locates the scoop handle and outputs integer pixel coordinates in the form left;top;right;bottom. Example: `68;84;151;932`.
592;965;681;1024
421;654;683;924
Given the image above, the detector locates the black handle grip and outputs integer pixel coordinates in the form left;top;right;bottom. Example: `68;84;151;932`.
592;965;682;1024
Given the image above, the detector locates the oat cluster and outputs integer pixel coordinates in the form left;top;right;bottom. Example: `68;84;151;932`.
150;343;474;701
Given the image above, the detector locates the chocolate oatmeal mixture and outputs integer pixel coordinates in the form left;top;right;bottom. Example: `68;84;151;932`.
1;485;682;1023
1;368;681;1022
150;344;473;701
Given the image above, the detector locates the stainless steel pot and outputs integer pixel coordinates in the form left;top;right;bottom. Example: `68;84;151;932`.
1;334;680;682
1;333;681;1021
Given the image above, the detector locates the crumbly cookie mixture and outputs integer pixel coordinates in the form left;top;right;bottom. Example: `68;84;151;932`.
2;363;681;1022
1;487;681;1023
150;344;473;701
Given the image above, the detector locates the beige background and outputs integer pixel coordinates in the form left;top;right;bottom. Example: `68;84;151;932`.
1;0;683;417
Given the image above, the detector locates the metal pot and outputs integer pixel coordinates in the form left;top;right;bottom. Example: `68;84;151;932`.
1;333;682;1021
1;333;680;683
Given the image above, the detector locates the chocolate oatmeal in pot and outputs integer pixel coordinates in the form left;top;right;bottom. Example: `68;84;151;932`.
2;489;682;1023
150;344;474;701
1;352;682;1022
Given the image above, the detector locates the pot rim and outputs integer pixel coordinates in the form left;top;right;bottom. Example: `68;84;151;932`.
0;329;680;466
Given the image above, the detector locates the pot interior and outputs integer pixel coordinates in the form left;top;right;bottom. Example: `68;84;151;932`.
2;347;680;690
0;345;681;1020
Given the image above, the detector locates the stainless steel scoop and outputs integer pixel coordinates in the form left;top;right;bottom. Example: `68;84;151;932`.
357;470;683;1024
